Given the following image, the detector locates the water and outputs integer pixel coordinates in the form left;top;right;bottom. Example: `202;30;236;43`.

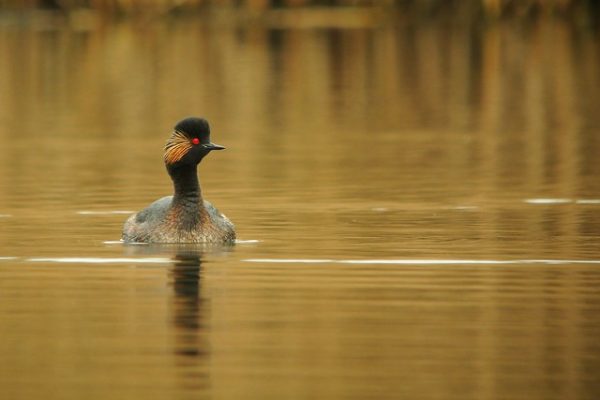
1;12;600;400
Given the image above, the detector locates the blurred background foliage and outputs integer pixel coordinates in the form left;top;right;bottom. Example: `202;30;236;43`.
0;0;598;20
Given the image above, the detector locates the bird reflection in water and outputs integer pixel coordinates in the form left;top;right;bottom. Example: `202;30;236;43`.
170;250;205;358
124;244;233;391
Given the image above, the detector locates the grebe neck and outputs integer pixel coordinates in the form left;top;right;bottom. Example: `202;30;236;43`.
167;163;203;209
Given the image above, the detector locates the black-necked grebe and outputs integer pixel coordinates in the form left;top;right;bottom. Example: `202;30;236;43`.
122;117;235;244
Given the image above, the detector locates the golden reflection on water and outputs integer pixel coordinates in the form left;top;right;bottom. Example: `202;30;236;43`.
0;13;599;400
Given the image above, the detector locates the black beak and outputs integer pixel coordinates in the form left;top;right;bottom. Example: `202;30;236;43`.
203;143;225;151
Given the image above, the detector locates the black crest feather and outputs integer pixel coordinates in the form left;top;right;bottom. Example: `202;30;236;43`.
174;117;210;142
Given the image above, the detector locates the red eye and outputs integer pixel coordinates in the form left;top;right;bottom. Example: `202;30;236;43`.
192;138;200;145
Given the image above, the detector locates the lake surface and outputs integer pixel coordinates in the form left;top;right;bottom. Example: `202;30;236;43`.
1;11;599;400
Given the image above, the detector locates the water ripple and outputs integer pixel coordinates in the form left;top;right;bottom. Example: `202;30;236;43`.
524;198;572;204
27;257;172;264
524;198;600;205
575;199;600;204
243;258;600;265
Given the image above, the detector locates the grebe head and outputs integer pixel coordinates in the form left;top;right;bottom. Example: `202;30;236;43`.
164;117;225;166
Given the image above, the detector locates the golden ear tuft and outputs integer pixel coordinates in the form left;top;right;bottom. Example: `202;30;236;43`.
164;130;192;164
